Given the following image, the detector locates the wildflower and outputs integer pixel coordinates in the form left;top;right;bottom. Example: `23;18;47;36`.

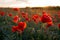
32;14;39;20
21;12;28;18
0;11;5;16
32;14;40;24
25;17;30;22
58;24;60;29
41;11;52;23
46;22;53;28
13;15;20;23
12;26;18;32
18;22;26;31
13;8;20;11
8;13;12;17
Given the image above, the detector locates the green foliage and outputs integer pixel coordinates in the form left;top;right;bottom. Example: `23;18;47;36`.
0;8;60;40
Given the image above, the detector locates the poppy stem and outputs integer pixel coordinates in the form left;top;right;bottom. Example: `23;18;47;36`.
16;32;18;40
18;33;22;40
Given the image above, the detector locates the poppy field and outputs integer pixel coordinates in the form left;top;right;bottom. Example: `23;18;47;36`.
0;7;60;40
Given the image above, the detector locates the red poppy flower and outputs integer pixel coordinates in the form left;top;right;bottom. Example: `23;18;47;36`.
0;11;5;16
21;12;28;18
41;11;52;23
18;22;26;31
12;26;18;32
13;8;20;11
32;14;40;24
58;24;60;29
32;14;39;19
8;13;12;17
46;22;53;28
32;14;39;21
25;17;30;22
13;15;19;23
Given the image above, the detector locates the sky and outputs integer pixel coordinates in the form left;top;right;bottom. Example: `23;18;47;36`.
0;0;60;8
